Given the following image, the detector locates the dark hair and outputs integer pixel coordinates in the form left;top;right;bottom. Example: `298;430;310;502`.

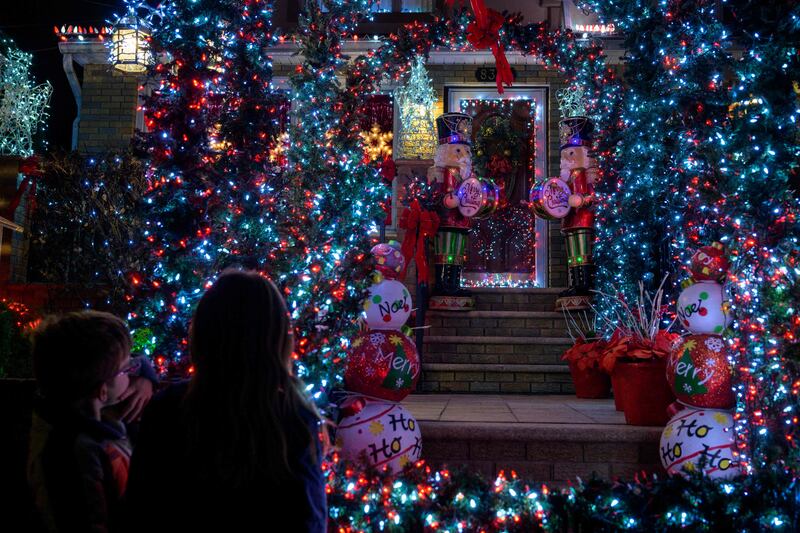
31;311;131;401
184;269;319;487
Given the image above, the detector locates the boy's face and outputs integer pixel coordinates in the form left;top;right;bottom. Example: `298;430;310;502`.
101;352;131;407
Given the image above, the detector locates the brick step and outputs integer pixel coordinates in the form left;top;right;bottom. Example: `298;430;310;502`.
420;363;572;394
470;287;565;312
403;395;663;484
423;335;573;366
403;286;567;311
425;310;567;338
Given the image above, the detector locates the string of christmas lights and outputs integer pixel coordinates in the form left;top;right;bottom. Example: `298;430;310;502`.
124;0;800;525
324;458;798;531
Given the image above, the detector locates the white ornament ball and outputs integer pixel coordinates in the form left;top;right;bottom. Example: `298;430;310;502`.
659;408;741;479
677;281;732;335
363;279;412;330
336;401;422;472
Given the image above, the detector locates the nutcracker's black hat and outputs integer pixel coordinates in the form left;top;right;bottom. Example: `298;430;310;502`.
436;113;472;145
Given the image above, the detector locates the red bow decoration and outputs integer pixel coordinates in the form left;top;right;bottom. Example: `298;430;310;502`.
1;155;41;219
18;156;43;177
399;199;439;285
449;0;513;93
378;157;396;225
5;177;37;220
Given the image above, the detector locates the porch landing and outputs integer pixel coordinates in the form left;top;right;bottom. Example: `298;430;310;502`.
402;394;664;484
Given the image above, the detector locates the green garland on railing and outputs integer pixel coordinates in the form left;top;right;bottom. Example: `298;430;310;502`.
326;459;798;532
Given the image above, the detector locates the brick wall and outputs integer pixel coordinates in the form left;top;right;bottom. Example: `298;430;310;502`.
77;64;140;153
422;428;663;483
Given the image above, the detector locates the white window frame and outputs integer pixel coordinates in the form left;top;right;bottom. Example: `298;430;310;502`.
446;85;550;288
318;0;433;12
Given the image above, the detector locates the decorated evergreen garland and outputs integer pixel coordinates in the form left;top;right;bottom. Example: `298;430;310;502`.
473;115;521;205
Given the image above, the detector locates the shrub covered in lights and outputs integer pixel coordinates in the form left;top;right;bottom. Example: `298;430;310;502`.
325;460;799;531
28;151;147;307
584;0;800;469
129;0;385;404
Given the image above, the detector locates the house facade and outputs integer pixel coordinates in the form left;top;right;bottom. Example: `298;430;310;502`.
55;0;624;290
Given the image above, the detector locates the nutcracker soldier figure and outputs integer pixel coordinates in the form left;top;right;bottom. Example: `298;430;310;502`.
426;113;475;311
556;114;598;310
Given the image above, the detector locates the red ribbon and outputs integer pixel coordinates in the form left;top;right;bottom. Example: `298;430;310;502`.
378;157;396;225
449;0;513;93
6;177;35;219
2;156;41;219
18;156;43;177
399;199;439;285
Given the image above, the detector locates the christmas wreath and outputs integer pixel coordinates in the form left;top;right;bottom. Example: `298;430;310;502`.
473;115;522;204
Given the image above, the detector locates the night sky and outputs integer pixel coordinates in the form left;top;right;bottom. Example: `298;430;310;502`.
2;0;120;151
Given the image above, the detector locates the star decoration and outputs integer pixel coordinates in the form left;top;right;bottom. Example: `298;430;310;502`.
360;123;393;161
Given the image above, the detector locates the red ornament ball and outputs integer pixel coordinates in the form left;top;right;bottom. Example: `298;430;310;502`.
667;334;734;409
371;242;405;280
690;242;730;282
345;330;420;402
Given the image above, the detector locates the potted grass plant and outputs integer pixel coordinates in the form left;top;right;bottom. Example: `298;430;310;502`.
594;276;679;425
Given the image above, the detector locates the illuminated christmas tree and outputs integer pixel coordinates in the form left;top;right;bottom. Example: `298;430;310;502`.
585;0;800;468
588;0;731;307
395;56;437;160
130;0;291;370
713;1;800;469
132;0;384;405
277;0;386;400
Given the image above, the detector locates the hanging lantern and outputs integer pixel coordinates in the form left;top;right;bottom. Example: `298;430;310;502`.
110;16;151;73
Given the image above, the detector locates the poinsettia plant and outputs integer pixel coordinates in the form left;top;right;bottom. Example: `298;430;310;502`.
592;276;680;373
562;337;607;371
599;327;679;373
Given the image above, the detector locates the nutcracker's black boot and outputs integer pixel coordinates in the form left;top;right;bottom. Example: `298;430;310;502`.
432;264;446;296
441;265;458;295
575;265;594;296
559;267;579;298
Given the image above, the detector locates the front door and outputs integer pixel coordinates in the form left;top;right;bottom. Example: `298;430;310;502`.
446;87;548;287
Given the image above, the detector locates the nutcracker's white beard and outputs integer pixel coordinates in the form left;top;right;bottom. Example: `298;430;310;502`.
434;144;472;179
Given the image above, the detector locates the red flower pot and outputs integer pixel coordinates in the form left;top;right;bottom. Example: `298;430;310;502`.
615;359;675;426
611;370;626;411
568;361;611;399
